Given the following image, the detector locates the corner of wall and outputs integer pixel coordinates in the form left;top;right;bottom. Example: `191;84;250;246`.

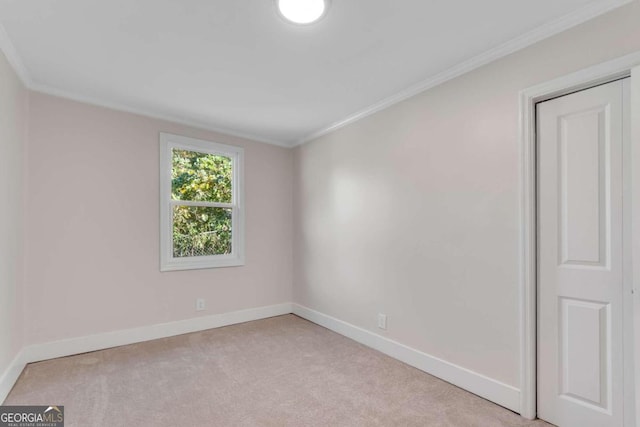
0;45;29;403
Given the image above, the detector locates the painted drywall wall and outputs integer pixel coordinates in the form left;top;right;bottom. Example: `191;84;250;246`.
25;92;293;345
293;0;640;388
0;51;27;377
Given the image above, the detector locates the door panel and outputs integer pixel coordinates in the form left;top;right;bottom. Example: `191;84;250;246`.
559;297;609;409
558;106;607;267
537;79;628;427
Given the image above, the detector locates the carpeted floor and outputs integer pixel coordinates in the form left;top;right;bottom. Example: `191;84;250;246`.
5;315;552;426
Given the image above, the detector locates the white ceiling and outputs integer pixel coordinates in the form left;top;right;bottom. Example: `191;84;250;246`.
0;0;630;146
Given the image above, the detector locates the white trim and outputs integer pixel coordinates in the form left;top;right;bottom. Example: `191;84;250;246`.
31;83;291;148
0;302;293;404
159;133;246;272
295;0;633;146
630;65;640;427
168;200;234;208
0;21;290;148
0;23;289;148
1;2;632;149
292;304;521;413
518;80;538;420
622;77;636;427
518;50;640;421
3;302;524;414
0;23;32;87
0;350;28;405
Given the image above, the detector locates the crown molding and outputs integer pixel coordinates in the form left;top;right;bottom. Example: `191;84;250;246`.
1;0;632;149
294;0;633;146
0;22;33;87
29;82;292;148
0;21;291;148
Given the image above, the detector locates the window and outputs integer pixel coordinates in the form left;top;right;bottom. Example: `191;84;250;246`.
160;133;244;271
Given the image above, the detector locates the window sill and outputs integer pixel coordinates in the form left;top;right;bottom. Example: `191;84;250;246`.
160;255;245;272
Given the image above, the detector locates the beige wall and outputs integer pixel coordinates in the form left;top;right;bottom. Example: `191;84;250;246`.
0;51;27;376
25;92;293;345
293;0;640;388
2;0;640;397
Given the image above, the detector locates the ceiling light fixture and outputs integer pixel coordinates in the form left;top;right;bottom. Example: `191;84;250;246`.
276;0;328;25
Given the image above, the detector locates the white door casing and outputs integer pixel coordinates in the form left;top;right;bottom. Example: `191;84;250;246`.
537;79;628;426
632;65;640;427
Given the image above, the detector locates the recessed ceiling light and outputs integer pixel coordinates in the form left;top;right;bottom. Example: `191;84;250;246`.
276;0;328;25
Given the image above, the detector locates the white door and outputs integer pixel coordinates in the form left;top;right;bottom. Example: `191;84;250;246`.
537;78;629;427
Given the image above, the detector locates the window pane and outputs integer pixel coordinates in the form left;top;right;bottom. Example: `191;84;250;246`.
172;149;232;203
172;206;232;257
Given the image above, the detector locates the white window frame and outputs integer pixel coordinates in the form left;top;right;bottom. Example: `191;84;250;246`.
160;133;245;271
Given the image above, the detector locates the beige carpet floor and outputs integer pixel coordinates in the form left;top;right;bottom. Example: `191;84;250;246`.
5;315;552;426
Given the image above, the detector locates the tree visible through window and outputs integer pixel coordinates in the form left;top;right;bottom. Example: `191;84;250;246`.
172;150;233;257
160;133;244;271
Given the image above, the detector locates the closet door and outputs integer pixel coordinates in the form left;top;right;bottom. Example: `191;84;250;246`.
537;79;628;427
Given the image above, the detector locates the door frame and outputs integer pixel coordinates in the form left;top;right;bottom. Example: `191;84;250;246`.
518;50;640;422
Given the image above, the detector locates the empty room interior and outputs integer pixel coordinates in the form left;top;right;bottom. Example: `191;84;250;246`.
2;0;640;426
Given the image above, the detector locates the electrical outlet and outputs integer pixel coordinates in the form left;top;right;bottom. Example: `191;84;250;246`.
378;313;387;330
196;298;206;312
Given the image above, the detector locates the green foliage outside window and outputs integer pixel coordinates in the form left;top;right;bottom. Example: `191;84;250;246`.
171;149;233;257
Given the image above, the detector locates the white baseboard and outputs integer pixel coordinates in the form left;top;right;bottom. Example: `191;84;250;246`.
0;350;28;405
1;302;293;403
22;302;293;364
3;301;521;415
292;303;521;414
